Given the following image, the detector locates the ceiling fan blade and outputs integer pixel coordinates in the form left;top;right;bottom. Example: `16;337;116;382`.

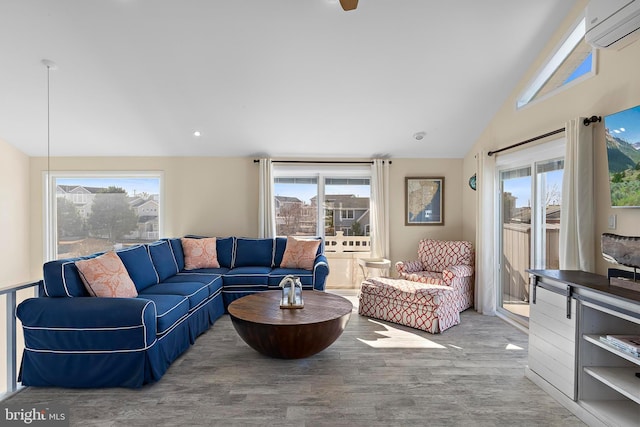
339;0;358;11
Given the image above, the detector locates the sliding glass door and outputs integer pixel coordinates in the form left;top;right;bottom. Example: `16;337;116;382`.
497;141;564;323
499;166;533;319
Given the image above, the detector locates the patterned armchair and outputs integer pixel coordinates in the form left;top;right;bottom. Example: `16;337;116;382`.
395;239;474;311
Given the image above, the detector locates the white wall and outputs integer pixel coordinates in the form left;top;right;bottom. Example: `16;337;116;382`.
0;138;31;392
0;138;31;285
462;0;640;276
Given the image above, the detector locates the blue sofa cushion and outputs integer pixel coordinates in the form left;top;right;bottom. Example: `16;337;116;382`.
163;271;224;296
268;268;315;289
116;245;159;291
216;237;235;268
274;237;323;267
224;266;272;285
42;254;105;297
234;238;274;268
137;294;189;336
139;282;209;311
165;238;185;271
147;241;179;282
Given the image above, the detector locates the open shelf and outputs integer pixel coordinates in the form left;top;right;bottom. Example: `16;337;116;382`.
580;400;640;427
583;366;640;404
583;334;640;365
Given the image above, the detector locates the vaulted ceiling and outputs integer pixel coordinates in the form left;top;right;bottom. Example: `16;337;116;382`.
0;0;578;158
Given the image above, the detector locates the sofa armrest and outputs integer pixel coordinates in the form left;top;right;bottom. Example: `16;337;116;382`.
17;297;157;352
395;260;422;275
312;254;330;291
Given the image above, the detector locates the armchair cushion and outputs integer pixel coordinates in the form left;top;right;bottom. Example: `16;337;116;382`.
401;271;444;286
395;260;423;275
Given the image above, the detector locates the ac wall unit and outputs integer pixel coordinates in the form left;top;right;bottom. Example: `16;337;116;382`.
585;0;640;49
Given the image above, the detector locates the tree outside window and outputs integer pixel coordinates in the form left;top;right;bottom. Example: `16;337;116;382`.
52;175;161;259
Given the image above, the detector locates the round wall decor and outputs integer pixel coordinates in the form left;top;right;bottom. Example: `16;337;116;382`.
469;173;477;191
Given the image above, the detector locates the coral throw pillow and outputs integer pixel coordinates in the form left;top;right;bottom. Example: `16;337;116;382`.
75;251;138;298
181;237;220;270
280;237;321;270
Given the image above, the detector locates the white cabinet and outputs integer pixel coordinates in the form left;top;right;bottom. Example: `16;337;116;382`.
579;301;640;427
527;270;640;427
528;284;577;399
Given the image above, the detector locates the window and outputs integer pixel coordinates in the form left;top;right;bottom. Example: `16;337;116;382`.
341;210;355;220
46;172;162;260
517;15;596;109
272;166;371;239
273;177;318;236
272;164;372;288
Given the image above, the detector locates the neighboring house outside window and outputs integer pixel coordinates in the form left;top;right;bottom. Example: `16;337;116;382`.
48;173;162;260
320;194;369;237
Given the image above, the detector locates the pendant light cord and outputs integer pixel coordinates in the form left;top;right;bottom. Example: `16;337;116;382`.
42;59;56;183
46;63;51;179
42;59;56;261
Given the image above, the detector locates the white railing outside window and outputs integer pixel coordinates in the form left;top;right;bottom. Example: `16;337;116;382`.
325;231;370;253
324;231;372;288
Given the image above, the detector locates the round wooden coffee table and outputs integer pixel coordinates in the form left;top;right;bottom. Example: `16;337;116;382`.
228;290;352;359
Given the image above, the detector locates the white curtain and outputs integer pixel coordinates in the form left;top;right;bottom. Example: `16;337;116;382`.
559;118;595;271
370;159;390;260
258;158;276;238
475;150;497;315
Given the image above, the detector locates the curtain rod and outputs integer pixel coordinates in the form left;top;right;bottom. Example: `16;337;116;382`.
253;160;392;164
487;115;601;157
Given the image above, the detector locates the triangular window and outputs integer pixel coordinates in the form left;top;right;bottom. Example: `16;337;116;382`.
517;15;596;109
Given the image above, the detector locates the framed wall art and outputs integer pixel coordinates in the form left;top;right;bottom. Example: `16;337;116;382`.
405;177;444;225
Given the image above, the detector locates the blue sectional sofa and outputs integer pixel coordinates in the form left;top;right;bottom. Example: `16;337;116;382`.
17;236;329;388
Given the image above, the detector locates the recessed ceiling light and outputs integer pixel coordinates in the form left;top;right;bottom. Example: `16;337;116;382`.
193;131;201;137
413;131;426;141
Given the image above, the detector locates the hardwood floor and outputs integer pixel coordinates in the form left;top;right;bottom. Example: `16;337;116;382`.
5;291;584;426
